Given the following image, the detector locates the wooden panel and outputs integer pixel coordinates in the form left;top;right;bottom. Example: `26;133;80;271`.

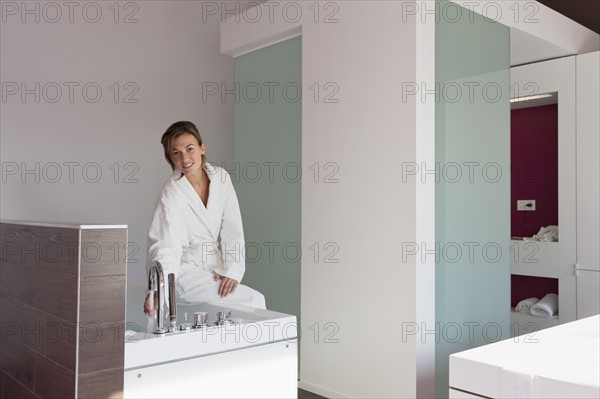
0;224;78;275
81;229;127;277
1;371;40;399
33;355;75;399
79;276;126;324
78;322;124;374
34;270;78;322
1;223;127;399
0;297;46;354
0;263;40;310
78;230;126;397
43;315;77;372
78;369;124;399
0;338;35;391
0;269;75;323
1;224;79;322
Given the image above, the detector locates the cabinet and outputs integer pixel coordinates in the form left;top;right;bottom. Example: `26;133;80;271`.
510;52;600;327
576;51;600;318
510;57;577;331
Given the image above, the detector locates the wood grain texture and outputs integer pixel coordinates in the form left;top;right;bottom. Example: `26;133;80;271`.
1;223;79;322
78;368;124;399
34;355;75;399
1;371;40;399
78;322;124;374
1;223;128;399
34;270;78;322
0;338;35;391
81;229;127;278
0;224;78;275
1;265;78;322
79;275;126;325
43;315;77;372
0;297;46;354
1;263;40;310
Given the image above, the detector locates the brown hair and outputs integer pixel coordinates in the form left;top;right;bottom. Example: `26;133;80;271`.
161;121;207;170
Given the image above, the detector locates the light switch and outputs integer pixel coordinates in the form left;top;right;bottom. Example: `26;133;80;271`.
517;200;536;211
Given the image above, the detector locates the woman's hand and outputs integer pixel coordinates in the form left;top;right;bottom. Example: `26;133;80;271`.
144;292;158;317
214;273;238;297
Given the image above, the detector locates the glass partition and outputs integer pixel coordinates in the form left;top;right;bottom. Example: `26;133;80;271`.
435;1;511;395
233;36;302;321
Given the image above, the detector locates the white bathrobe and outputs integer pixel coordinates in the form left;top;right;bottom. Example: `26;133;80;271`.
147;163;265;309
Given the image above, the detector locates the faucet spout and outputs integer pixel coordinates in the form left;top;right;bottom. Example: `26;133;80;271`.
148;262;167;334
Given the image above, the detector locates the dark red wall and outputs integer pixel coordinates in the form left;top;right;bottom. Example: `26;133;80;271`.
511;104;558;238
511;275;559;307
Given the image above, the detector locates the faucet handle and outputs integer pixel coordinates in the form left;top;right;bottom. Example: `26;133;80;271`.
217;310;233;325
179;312;193;331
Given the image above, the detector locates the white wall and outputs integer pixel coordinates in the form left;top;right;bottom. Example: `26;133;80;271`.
222;2;417;397
0;1;233;328
302;3;417;398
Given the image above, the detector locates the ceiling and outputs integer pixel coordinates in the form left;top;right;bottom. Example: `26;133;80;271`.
537;0;600;34
509;1;600;66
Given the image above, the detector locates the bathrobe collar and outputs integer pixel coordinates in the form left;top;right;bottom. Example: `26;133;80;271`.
170;163;222;240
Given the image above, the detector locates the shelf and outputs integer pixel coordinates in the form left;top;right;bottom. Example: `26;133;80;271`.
510;239;559;278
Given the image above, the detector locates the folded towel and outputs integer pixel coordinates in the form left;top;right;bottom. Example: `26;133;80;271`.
515;297;540;313
523;225;559;242
530;293;558;317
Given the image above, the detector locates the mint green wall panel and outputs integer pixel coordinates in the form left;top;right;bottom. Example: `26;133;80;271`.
233;37;301;321
435;1;510;396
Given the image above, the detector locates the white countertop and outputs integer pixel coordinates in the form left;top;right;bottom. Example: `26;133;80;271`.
450;315;600;398
125;303;298;370
0;219;127;229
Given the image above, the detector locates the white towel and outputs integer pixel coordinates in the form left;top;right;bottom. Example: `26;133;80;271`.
523;225;559;242
515;297;540;313
530;293;559;317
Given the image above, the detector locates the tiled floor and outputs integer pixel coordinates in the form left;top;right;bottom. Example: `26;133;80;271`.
298;388;327;399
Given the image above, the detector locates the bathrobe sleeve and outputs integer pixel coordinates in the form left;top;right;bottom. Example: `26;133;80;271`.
146;184;187;280
214;169;246;283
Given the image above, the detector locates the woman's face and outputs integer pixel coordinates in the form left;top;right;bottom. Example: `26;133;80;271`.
170;133;205;177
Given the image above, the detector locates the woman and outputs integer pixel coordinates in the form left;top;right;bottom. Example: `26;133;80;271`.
144;121;265;316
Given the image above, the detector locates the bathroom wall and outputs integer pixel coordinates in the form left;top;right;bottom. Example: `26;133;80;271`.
0;1;234;329
511;104;559;237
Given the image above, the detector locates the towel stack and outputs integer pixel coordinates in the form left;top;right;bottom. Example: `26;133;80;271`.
523;225;559;242
514;293;559;317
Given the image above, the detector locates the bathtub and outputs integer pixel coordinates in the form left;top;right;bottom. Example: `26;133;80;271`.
124;303;298;398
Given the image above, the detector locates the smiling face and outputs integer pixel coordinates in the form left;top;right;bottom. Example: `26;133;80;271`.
170;133;206;177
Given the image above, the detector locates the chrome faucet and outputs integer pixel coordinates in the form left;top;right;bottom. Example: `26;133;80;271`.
148;262;177;334
167;273;177;332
